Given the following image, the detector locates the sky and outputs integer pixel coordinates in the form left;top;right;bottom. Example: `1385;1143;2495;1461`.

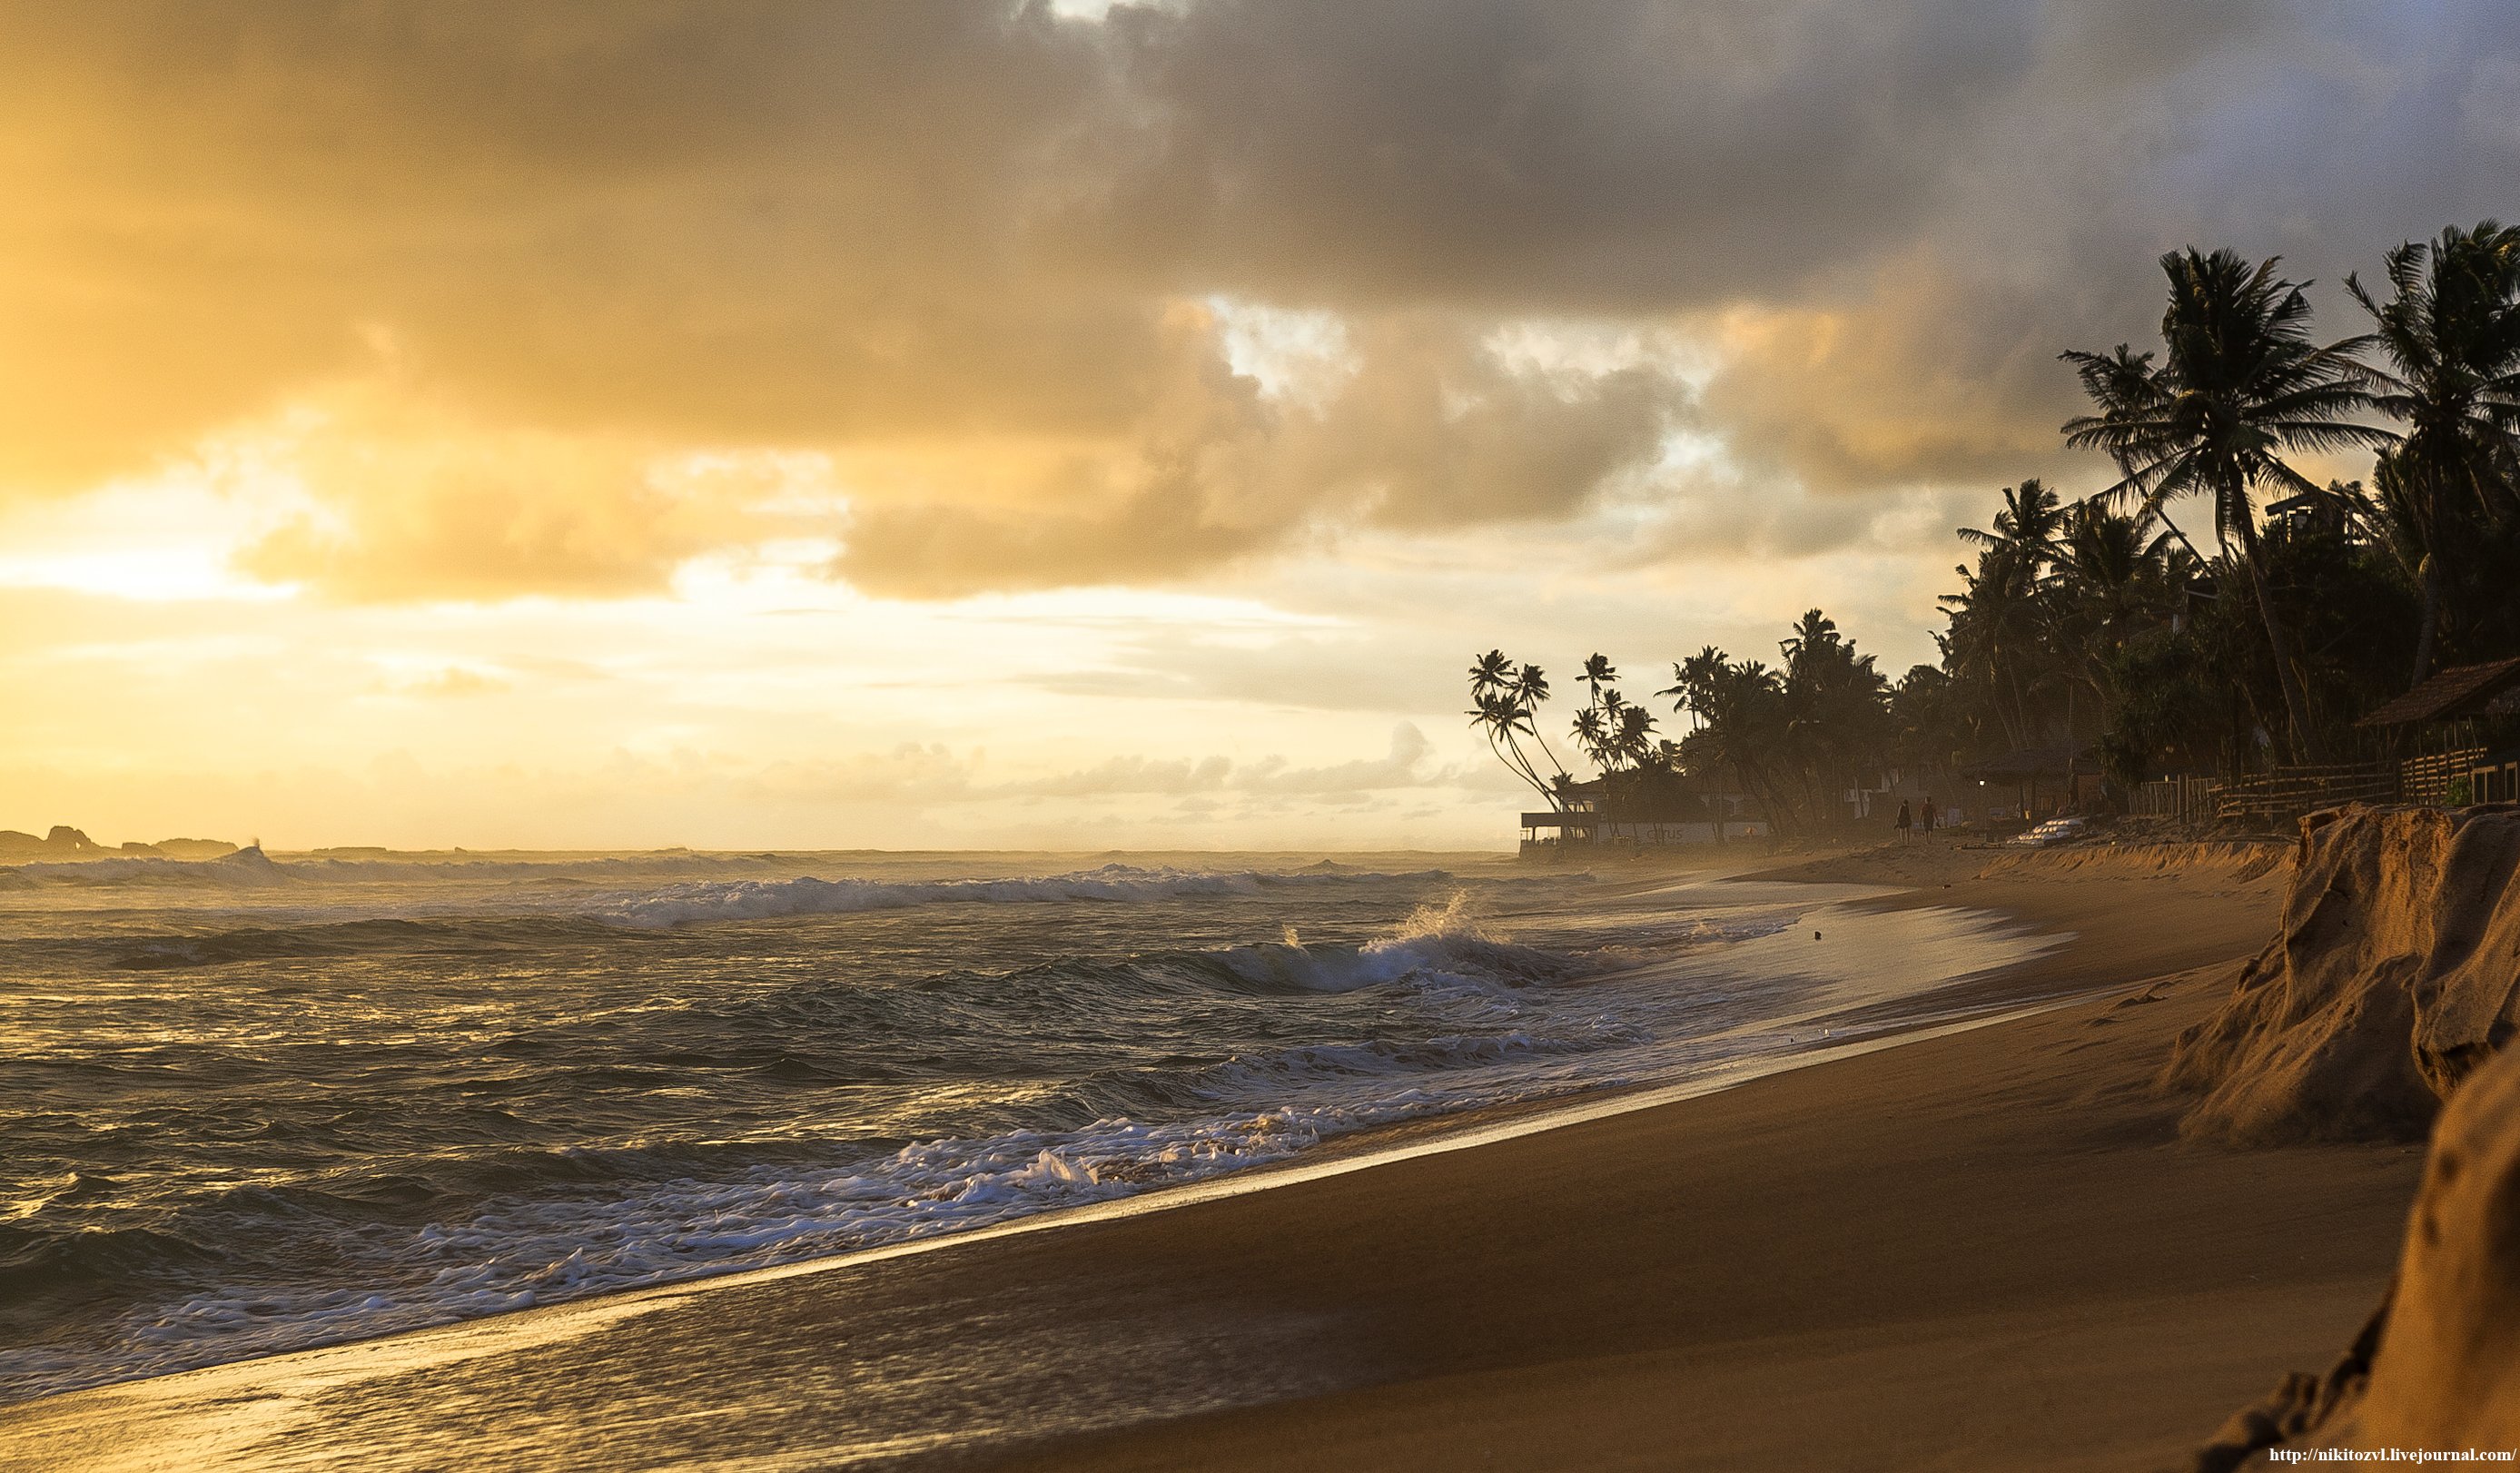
4;0;2518;850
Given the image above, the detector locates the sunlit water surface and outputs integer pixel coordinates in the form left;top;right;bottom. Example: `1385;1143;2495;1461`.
0;847;2048;1405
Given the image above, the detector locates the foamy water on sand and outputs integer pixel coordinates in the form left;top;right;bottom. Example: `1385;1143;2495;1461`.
0;849;2049;1406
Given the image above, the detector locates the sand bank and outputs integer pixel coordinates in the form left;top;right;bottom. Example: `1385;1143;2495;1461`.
0;838;2420;1472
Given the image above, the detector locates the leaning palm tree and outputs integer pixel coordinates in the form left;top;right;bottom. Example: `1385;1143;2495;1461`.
2061;248;2391;760
2347;221;2520;684
1467;650;1564;808
1511;662;1575;784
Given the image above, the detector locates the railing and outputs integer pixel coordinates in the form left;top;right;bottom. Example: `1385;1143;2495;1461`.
2213;763;2400;821
2402;748;2490;806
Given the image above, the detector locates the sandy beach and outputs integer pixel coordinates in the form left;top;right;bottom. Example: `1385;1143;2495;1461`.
0;839;2430;1472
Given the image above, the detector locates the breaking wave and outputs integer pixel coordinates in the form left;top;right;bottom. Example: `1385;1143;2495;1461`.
2;881;1654;1402
0;855;2034;1410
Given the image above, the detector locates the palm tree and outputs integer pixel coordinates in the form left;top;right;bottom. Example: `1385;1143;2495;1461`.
1467;650;1564;808
1613;703;1656;768
2054;500;2179;646
1937;543;2051;751
1665;653;1802;829
1512;662;1576;784
2062;248;2391;760
1660;647;1728;732
1957;479;2067;571
1570;706;1609;768
2042;499;2189;733
1578;654;1618;706
2347;221;2520;684
1660;617;1887;834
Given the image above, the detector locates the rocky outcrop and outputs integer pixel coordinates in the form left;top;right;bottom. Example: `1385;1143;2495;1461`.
0;826;99;858
0;828;235;860
2163;805;2520;1145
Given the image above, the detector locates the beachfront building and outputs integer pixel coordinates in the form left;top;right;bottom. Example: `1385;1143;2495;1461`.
2358;656;2520;806
1956;743;2102;825
1517;778;1770;856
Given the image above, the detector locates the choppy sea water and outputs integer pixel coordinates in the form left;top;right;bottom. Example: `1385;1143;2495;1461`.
0;848;2047;1406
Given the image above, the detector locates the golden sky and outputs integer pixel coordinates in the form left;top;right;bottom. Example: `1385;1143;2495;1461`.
3;1;2515;848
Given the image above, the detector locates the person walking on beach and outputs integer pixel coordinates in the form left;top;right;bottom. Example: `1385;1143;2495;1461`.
1920;796;1937;835
1894;799;1913;845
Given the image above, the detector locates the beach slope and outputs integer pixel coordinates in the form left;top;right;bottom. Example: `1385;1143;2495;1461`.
0;842;2421;1473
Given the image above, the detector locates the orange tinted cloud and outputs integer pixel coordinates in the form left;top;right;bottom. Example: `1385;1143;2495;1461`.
5;1;2517;601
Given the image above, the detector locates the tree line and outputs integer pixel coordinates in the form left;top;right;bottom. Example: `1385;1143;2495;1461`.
1471;222;2520;829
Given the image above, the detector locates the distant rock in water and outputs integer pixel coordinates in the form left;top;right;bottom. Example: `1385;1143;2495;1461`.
2163;804;2520;1145
0;828;236;861
0;826;100;858
2191;1035;2520;1468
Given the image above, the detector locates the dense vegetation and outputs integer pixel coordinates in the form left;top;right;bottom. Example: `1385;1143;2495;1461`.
1471;224;2520;830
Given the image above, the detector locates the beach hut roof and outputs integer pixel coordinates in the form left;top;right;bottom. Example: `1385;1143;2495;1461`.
2357;657;2520;728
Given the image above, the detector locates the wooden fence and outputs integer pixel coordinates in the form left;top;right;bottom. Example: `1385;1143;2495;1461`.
2211;762;2401;821
2130;751;2517;824
2401;747;2490;806
2128;775;2219;821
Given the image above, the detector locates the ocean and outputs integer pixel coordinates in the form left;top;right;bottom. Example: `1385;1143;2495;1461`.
0;848;2050;1406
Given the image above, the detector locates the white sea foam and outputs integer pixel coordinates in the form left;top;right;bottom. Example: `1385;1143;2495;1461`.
0;861;2056;1409
50;1085;1546;1395
1207;893;1576;994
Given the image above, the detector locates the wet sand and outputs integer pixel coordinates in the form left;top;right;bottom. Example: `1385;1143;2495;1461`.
0;835;2424;1472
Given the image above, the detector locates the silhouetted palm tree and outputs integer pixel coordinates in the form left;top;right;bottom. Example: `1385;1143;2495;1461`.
1938;542;2050;751
2062;248;2389;759
1958;479;2067;572
1578;654;1617;705
1467;650;1564;808
2347;221;2520;684
1512;662;1575;783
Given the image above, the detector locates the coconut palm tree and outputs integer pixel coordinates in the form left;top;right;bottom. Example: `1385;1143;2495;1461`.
1511;662;1576;784
1467;650;1564;808
1578;654;1618;705
1957;479;2067;572
2061;247;2391;760
1660;647;1728;732
2347;221;2520;684
2054;500;2180;644
1937;543;2051;751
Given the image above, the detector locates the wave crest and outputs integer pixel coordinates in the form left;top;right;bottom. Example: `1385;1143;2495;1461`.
596;863;1448;930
